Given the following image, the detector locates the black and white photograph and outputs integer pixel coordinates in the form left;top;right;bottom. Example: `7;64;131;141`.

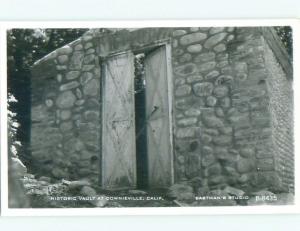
2;23;296;213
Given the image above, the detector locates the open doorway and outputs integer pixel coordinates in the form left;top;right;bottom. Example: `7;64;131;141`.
134;53;148;189
101;44;174;190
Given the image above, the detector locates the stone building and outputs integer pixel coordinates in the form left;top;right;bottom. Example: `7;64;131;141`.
30;27;294;194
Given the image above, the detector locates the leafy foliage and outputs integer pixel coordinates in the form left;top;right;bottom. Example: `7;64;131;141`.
7;93;20;157
274;26;293;59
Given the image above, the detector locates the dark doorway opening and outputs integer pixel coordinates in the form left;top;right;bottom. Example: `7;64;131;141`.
134;53;148;189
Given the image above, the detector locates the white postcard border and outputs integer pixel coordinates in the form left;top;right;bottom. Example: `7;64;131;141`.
1;19;299;216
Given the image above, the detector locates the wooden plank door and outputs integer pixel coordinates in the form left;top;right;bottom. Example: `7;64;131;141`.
145;45;174;188
102;51;136;189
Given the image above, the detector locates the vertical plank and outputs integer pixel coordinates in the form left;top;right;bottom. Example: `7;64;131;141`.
102;51;136;189
145;46;174;188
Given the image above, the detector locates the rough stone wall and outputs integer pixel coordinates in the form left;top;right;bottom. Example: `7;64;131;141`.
172;27;238;188
30;27;293;193
31;31;101;183
263;42;294;193
171;27;292;193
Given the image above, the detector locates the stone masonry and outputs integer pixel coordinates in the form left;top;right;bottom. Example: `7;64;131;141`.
31;33;101;184
31;27;294;193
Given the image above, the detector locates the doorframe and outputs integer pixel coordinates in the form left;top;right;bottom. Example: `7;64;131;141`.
99;39;175;188
165;42;175;186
